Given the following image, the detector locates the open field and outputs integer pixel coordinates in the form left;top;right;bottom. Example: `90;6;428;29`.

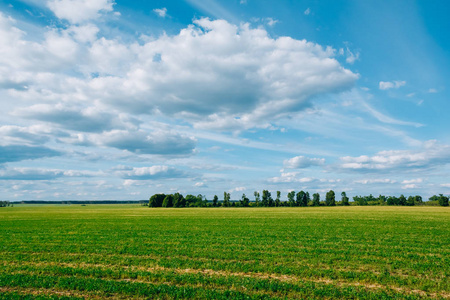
0;205;449;299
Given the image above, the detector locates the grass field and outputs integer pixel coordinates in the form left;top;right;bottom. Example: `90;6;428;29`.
0;205;449;299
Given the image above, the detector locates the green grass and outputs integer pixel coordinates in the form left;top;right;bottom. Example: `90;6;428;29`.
1;205;449;299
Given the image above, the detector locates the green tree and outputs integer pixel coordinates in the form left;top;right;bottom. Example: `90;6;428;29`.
212;195;218;207
261;190;271;207
240;193;250;207
398;194;407;206
223;192;231;207
149;193;166;207
287;191;296;207
296;191;307;207
312;193;320;206
406;196;415;206
341;192;349;206
413;195;422;205
173;193;186;208
438;194;449;206
305;192;311;206
275;191;281;207
254;191;260;207
162;194;174;208
326;190;336;206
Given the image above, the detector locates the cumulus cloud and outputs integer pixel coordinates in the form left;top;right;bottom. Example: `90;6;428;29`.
47;0;115;24
153;7;167;18
354;178;396;184
338;141;450;172
2;15;357;132
269;172;316;183
379;80;406;90
120;166;187;180
283;156;325;169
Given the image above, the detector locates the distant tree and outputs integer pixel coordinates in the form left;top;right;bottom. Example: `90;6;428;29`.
341;192;350;206
398;194;407;206
212;195;219;207
275;191;281;207
326;190;336;206
223;192;231;207
296;191;307;207
149;194;166;207
240;193;250;207
305;192;311;206
406;196;415;206
162;194;174;208
387;196;398;205
312;193;320;206
413;195;422;205
173;193;186;208
254;191;260;207
261;190;271;207
438;194;449;206
287;191;296;207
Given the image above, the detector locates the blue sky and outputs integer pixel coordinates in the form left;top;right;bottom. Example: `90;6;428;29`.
1;0;450;201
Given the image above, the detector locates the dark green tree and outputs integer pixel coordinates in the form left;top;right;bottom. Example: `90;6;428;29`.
173;192;186;207
162;194;174;208
212;195;218;207
398;194;407;206
287;191;296;207
325;190;336;206
438;194;449;206
149;194;165;207
254;191;260;207
312;193;320;206
261;190;271;207
275;191;281;207
240;193;250;207
223;192;231;207
341;192;349;206
413;195;422;205
406;196;415;206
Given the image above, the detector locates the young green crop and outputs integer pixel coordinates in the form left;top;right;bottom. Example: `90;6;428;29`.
0;205;449;299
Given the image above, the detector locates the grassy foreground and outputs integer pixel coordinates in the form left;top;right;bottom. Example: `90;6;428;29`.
0;205;449;299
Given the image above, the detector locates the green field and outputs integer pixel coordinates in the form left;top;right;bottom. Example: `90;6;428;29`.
0;205;449;299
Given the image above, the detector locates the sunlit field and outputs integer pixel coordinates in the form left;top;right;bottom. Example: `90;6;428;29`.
0;205;449;299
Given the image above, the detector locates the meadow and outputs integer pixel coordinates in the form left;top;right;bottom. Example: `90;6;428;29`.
0;205;449;299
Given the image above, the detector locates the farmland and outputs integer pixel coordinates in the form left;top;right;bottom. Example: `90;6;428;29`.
0;205;449;299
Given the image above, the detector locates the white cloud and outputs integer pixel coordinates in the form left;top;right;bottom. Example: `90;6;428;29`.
153;7;167;18
428;88;437;93
283;156;325;169
354;179;396;184
47;0;115;24
0;15;358;133
401;178;423;184
269;172;316;183
304;8;311;15
379;80;406;90
338;141;450;172
120;166;187;180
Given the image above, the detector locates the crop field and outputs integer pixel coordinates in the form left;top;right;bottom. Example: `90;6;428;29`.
0;205;449;299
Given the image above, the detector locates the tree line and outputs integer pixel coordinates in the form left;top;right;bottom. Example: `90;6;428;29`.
149;190;449;207
0;201;11;207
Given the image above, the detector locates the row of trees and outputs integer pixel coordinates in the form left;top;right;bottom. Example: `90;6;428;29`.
149;190;449;208
0;201;11;207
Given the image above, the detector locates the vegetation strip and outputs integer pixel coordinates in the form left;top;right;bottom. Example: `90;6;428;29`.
1;206;448;299
2;261;448;299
